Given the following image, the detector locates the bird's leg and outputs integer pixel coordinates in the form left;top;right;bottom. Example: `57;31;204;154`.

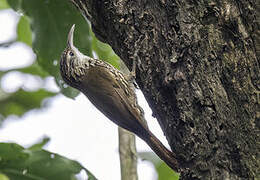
131;58;136;79
126;59;140;90
127;37;142;83
126;59;136;82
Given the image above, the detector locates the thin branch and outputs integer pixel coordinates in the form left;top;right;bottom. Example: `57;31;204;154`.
118;127;138;180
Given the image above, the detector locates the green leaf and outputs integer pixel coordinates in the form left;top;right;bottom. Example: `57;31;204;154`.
0;89;56;118
0;173;9;180
0;0;9;10
0;71;5;78
11;62;49;78
17;15;32;46
0;143;28;162
91;31;120;69
1;62;50;78
0;143;97;180
139;152;180;180
6;0;21;11
28;137;50;151
8;0;93;99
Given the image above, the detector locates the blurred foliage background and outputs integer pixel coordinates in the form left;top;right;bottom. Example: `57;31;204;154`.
0;0;179;179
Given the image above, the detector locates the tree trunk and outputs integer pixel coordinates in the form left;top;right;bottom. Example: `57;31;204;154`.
71;0;259;179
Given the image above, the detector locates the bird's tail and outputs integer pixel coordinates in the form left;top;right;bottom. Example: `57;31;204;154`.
140;129;179;172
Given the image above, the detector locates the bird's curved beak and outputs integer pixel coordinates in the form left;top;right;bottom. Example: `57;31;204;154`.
67;24;75;48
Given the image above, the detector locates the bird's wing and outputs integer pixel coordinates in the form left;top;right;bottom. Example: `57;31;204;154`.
81;65;146;135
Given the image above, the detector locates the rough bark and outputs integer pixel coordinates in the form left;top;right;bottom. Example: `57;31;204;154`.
71;0;259;179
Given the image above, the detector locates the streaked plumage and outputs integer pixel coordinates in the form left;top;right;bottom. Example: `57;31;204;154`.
60;25;179;172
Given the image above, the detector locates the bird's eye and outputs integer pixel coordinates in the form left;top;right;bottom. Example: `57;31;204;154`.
69;51;74;56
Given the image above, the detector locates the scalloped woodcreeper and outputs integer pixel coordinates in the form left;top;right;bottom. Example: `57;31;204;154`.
60;25;179;172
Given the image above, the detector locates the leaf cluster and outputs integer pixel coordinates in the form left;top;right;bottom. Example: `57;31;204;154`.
0;138;97;180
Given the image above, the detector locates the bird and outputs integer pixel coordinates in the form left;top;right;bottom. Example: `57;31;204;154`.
60;24;179;172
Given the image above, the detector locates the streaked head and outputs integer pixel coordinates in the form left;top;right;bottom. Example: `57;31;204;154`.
60;24;83;86
61;24;78;65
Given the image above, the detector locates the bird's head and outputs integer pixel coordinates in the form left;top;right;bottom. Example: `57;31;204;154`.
60;24;85;87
